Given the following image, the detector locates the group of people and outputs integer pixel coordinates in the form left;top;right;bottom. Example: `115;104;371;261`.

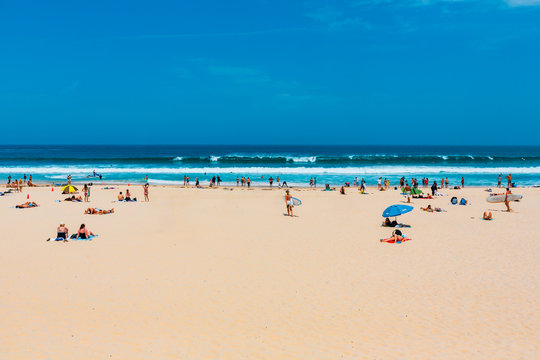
497;173;513;188
48;223;94;241
6;174;35;191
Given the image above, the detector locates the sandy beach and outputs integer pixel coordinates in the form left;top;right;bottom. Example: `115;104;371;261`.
1;184;539;359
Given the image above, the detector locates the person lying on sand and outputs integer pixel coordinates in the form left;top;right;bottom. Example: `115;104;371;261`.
85;207;114;215
64;195;82;202
16;201;38;208
483;211;493;220
421;205;443;212
380;229;405;243
73;224;94;239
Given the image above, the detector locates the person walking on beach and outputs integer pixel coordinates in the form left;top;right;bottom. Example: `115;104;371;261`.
285;190;293;217
504;188;512;212
378;177;382;190
497;174;502;187
143;183;149;201
506;173;512;188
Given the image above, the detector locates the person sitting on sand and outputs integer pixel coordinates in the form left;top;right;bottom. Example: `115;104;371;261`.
383;217;398;227
56;223;69;240
380;229;404;243
85;207;114;215
118;192;124;201
125;189;136;201
74;224;94;239
340;186;345;195
16;201;38;208
483;211;493;220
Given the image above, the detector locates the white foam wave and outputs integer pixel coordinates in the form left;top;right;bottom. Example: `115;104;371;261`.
286;156;316;163
210;156;220;162
173;156;183;161
1;165;539;175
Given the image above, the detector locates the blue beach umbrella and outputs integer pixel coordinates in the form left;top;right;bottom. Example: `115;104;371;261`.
382;204;414;218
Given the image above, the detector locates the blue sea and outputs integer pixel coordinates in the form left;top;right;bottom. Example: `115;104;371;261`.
1;145;539;187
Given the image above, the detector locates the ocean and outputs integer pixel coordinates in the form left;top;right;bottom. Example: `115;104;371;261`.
1;145;539;187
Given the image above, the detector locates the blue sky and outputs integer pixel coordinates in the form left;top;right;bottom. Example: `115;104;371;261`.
1;0;539;145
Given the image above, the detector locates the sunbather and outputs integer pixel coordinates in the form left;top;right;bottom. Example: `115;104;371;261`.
421;205;443;212
383;217;398;227
16;201;38;208
483;211;493;220
380;229;405;243
85;207;114;215
64;195;82;202
73;224;94;239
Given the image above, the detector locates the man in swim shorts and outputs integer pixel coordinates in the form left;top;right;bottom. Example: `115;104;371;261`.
285;190;293;217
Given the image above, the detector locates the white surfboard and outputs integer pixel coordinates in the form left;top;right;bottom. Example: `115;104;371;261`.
486;194;523;203
285;196;302;206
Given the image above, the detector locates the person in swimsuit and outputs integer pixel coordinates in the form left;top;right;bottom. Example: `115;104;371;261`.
380;229;404;243
504;188;512;212
143;183;149;201
118;192;124;201
83;184;89;202
285;190;293;217
75;224;94;239
16;201;38;208
340;186;345;195
54;223;69;241
85;208;114;215
125;189;135;201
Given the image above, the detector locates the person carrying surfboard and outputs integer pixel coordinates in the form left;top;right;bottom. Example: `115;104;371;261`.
285;190;293;217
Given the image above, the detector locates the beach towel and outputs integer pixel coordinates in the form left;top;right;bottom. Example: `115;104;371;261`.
70;234;98;241
380;237;412;244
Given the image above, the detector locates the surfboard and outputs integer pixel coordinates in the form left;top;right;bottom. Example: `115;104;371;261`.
486;194;523;203
285;196;302;206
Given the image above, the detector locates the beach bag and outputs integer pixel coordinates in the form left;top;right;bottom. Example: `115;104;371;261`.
451;197;458;205
459;198;467;205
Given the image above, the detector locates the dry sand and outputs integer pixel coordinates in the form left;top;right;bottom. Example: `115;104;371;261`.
1;184;539;359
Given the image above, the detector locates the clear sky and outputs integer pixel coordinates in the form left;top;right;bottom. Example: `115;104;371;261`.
1;0;539;145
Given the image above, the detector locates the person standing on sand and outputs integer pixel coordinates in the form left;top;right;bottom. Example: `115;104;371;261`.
285;190;293;217
405;183;411;203
431;181;438;196
507;173;512;188
445;177;449;188
247;177;251;187
269;176;273;187
504;188;512;212
7;175;11;184
309;178;313;187
83;184;89;202
143;183;149;201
